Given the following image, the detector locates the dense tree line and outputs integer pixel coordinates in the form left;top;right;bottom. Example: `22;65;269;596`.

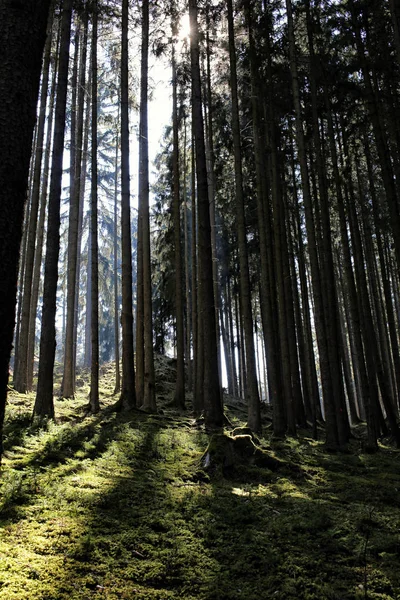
1;0;400;458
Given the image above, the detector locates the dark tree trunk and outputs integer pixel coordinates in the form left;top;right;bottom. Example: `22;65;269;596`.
183;119;192;392
120;0;136;410
62;10;88;398
172;40;185;409
190;133;201;414
139;0;156;413
27;22;60;392
227;0;261;432
0;0;51;451
34;0;73;419
189;0;223;429
246;2;284;436
114;117;121;394
286;0;346;449
14;10;54;393
90;2;99;413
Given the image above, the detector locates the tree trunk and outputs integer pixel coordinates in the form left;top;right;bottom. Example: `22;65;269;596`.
139;0;156;413
62;14;88;398
73;61;91;377
90;2;99;413
27;37;59;392
14;9;54;393
119;0;136;410
189;0;223;429
183;119;192;392
285;0;345;449
34;0;73;419
114;114;121;394
85;214;92;367
227;0;261;432
204;9;222;389
0;0;50;446
246;2;284;436
191;132;201;414
172;39;185;409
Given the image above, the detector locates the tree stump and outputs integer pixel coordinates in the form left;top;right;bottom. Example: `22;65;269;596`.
201;432;284;476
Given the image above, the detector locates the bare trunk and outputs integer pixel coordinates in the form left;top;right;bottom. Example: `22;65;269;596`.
34;0;73;419
172;40;185;409
90;3;99;413
119;0;136;409
139;0;156;413
14;10;54;393
189;0;222;428
27;36;59;391
114;115;121;394
227;0;261;432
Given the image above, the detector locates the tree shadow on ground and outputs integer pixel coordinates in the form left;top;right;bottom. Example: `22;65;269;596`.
1;409;400;600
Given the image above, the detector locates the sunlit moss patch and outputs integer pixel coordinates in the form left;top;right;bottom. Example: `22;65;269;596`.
1;359;400;599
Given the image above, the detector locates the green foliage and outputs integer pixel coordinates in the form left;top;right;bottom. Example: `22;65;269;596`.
1;366;400;599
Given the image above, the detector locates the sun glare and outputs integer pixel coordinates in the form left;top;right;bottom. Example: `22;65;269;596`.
178;13;191;41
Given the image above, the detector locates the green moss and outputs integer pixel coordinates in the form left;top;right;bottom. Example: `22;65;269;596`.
1;361;400;599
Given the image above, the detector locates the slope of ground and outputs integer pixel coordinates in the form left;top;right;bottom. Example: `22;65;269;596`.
0;359;399;599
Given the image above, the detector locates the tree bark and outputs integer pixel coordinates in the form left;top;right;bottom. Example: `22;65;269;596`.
172;39;185;409
227;0;261;432
90;2;99;413
0;0;51;452
139;0;156;413
119;0;136;409
114;113;121;394
189;0;223;429
34;0;73;419
14;9;54;393
285;0;345;449
27;20;60;392
246;1;284;436
62;14;88;398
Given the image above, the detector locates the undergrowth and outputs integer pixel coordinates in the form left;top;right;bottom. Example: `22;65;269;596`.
1;359;399;599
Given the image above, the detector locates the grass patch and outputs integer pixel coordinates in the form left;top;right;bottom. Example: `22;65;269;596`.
1;359;400;599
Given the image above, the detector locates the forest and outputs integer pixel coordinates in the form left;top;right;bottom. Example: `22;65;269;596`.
0;0;400;598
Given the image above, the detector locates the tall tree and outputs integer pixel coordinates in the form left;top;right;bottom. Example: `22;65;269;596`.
34;0;73;419
138;0;156;412
27;33;60;392
90;0;100;413
119;0;136;410
285;0;347;449
13;8;54;393
189;0;223;429
113;117;121;394
227;0;261;432
172;33;185;409
62;11;88;398
0;0;51;454
245;1;285;436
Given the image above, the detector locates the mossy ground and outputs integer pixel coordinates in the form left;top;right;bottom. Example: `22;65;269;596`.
1;360;400;599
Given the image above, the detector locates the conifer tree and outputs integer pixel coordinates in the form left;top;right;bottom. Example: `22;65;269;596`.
34;0;73;419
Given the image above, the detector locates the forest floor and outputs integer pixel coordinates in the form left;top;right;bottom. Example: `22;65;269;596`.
1;357;400;600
